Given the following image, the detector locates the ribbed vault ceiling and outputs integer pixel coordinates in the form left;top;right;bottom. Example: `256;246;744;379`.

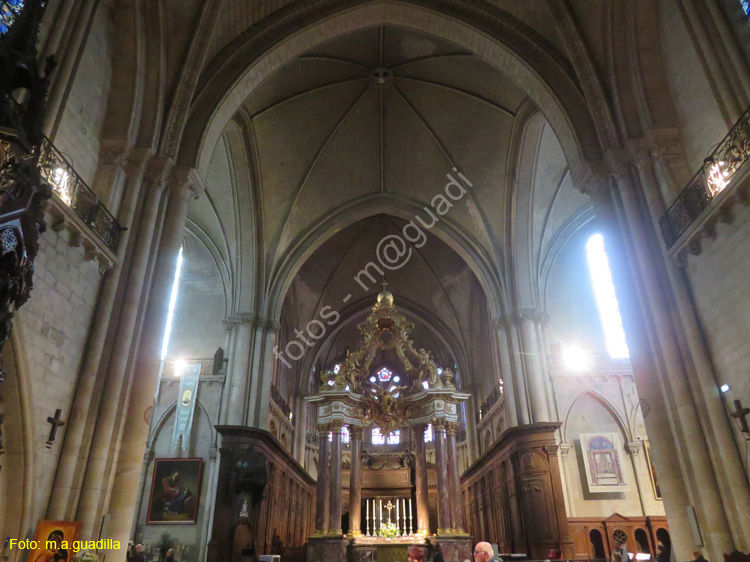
244;25;526;268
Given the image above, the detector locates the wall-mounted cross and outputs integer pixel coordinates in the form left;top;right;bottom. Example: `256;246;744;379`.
46;409;65;448
730;399;750;434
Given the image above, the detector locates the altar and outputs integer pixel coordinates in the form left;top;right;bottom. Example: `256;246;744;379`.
306;289;473;562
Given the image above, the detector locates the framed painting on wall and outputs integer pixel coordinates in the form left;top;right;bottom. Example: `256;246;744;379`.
579;433;628;492
643;439;662;500
26;520;81;562
147;457;203;524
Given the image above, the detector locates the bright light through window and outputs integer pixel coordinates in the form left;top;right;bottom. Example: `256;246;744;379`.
160;246;184;360
424;424;433;442
328;425;350;443
372;427;400;445
586;234;629;358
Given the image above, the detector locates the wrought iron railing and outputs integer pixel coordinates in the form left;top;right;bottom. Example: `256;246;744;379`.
270;383;292;420
38;136;122;253
477;386;503;423
660;106;750;248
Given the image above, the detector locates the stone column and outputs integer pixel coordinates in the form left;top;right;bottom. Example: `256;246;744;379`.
349;426;363;537
253;320;280;429
224;313;255;426
492;317;519;427
463;394;479;463
515;309;550;423
625;441;647;516
328;420;343;535
508;321;531;424
588;176;735;558
446;422;464;532
536;318;558;421
413;424;430;536
632;151;750;547
75;157;168;538
107;169;200;556
433;419;452;535
48;149;145;520
314;424;329;534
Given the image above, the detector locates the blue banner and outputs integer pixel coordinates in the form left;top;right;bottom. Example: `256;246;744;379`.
170;363;201;454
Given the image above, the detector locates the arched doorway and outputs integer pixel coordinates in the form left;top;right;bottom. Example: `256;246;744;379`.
590;529;606;559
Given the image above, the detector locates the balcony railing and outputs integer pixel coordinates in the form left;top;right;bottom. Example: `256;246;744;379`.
38;136;122;253
660;106;750;249
271;383;292;421
476;386;503;423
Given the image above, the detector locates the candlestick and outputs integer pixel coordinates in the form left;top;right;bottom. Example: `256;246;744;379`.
396;499;400;536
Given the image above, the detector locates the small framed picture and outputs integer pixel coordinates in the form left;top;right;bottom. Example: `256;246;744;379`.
147;458;203;524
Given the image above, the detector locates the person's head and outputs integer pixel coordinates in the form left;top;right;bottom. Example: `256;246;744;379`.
408;546;425;562
474;542;494;562
693;552;704;559
167;549;174;556
136;544;143;553
613;552;623;562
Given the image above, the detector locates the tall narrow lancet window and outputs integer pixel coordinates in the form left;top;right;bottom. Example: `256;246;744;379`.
160;246;184;360
741;0;750;19
586;234;629;358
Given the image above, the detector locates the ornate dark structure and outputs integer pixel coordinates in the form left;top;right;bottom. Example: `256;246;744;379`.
0;0;56;444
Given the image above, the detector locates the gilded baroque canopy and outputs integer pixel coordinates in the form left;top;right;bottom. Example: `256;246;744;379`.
310;289;468;435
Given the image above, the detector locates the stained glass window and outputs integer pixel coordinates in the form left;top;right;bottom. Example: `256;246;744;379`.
424;424;433;443
1;0;24;35
371;427;400;445
740;0;750;19
328;425;350;443
377;367;392;382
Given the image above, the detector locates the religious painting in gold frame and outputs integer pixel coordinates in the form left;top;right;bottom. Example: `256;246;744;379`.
26;520;81;562
643;439;662;500
147;458;203;524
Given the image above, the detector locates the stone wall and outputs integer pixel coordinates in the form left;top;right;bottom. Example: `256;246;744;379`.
130;370;224;562
15;225;104;529
685;198;750;477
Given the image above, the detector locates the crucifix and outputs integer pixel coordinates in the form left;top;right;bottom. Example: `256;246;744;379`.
730;399;750;434
385;500;394;523
381;279;388;292
46;409;65;448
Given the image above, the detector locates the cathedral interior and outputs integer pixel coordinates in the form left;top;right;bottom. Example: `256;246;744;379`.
1;0;750;561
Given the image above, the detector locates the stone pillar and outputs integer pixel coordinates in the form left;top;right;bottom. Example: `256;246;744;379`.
632;151;750;548
75;158;169;538
433;419;452;535
625;441;647;516
463;394;479;463
314;424;329;534
349;426;363;537
588;176;736;558
446;422;464;532
253;321;279;429
492;317;519;427
508;322;531;424
107;169;200;557
48;149;145;521
328;420;343;535
413;424;430;536
536;319;558;421
293;395;308;464
224;313;255;426
515;309;550;423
